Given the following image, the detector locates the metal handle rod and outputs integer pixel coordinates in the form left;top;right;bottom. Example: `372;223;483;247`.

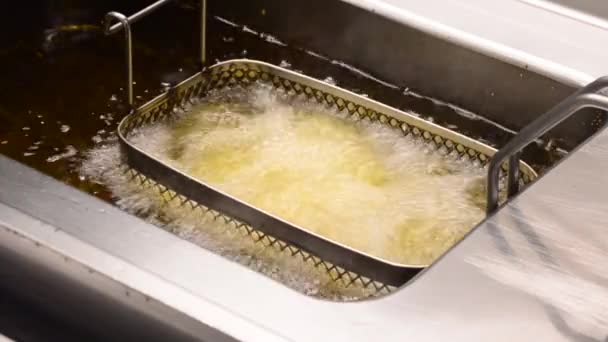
487;76;608;214
104;12;133;108
505;77;608;200
104;0;207;110
107;0;173;35
200;0;207;67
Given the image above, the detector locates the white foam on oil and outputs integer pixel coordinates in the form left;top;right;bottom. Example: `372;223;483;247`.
82;141;376;300
82;84;486;299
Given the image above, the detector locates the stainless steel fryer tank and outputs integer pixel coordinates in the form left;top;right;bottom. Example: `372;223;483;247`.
1;0;608;340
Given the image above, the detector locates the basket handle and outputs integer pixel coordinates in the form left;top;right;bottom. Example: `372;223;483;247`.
486;76;608;214
103;0;207;110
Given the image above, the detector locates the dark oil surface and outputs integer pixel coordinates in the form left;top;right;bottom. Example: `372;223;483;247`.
0;0;561;203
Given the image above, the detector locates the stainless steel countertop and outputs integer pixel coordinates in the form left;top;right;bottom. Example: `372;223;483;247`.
1;1;608;341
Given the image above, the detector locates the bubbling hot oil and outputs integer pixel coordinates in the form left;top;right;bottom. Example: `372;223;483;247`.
131;84;486;265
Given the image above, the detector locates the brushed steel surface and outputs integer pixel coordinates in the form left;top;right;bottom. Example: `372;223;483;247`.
1;0;608;341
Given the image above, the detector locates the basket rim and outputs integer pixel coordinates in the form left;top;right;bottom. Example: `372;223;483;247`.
117;58;537;286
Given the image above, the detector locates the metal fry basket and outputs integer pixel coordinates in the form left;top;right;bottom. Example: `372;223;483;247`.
104;0;537;294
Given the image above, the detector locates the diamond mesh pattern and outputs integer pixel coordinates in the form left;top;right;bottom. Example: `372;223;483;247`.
124;167;394;296
122;62;535;184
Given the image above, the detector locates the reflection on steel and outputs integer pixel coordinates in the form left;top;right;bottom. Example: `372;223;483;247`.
104;12;133;108
104;0;207;110
487;76;608;214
